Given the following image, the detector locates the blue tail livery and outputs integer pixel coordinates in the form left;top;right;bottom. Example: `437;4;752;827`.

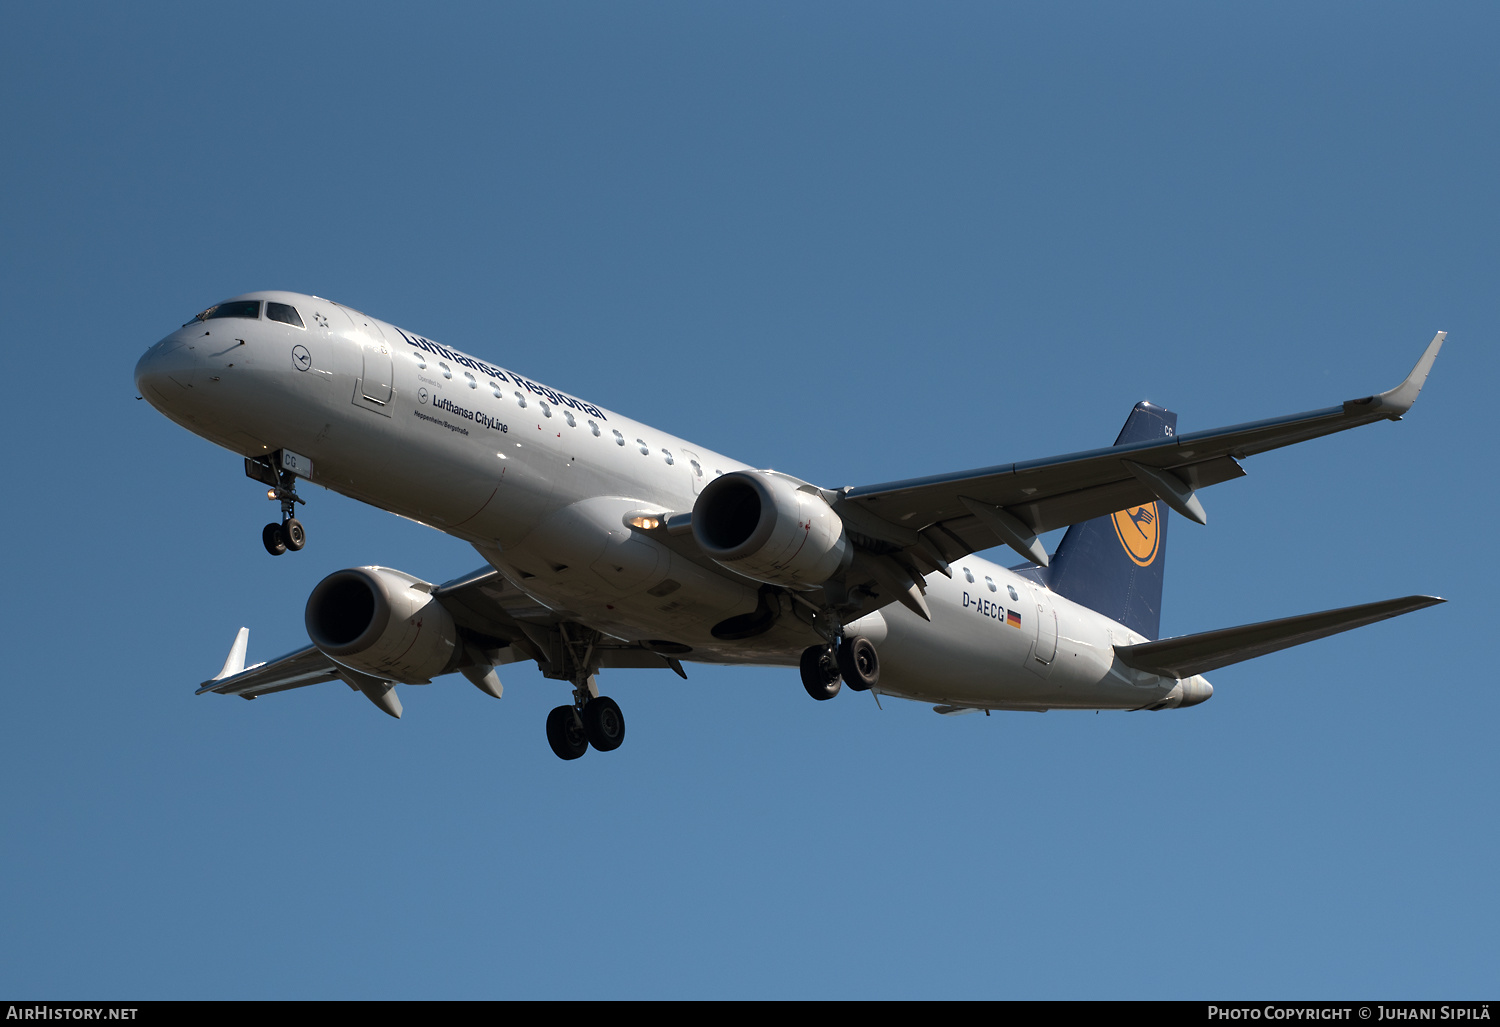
1015;401;1175;639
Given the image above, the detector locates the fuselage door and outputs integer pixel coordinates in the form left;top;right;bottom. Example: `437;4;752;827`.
1026;582;1058;676
341;307;393;410
361;342;393;404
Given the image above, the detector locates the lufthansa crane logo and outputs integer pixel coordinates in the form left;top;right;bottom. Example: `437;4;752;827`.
1111;502;1161;567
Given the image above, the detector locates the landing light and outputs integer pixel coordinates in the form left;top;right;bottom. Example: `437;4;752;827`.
266;489;277;500
628;516;661;531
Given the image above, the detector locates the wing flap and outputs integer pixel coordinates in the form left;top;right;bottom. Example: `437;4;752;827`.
1113;595;1445;679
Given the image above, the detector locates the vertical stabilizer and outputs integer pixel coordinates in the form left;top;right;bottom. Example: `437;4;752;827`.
1041;402;1176;639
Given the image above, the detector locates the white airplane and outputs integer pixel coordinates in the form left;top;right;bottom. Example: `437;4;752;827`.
135;291;1446;759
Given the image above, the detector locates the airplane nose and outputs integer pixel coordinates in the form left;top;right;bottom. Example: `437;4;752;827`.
135;335;195;411
134;343;167;401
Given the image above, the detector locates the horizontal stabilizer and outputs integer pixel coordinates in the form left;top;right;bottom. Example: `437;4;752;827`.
1114;595;1445;678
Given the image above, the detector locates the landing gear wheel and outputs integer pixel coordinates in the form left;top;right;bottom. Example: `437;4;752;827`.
282;518;306;552
546;705;589;761
837;636;880;692
262;522;287;556
582;696;625;752
800;644;842;701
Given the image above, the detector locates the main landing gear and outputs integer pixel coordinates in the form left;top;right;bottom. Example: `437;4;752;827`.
546;690;625;761
799;635;880;701
800;643;841;700
544;624;626;761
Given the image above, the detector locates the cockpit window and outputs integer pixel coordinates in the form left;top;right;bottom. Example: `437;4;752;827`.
199;300;261;321
266;302;305;328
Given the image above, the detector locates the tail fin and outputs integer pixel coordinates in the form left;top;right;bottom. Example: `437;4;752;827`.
1033;402;1176;639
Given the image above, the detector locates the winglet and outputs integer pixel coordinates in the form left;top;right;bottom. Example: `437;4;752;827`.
1344;331;1446;418
213;627;250;682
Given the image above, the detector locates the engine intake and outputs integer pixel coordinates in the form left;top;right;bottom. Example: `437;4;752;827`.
305;566;460;683
692;470;850;589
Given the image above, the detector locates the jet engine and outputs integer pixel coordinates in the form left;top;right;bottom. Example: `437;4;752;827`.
692;470;850;589
305;566;460;683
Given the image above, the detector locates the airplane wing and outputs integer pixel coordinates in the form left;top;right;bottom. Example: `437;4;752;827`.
196;642;342;699
197;562;690;710
834;332;1445;574
432;563;692;676
1112;595;1445;678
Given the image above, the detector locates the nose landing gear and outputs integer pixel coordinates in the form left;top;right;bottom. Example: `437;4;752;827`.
247;452;309;556
261;516;306;556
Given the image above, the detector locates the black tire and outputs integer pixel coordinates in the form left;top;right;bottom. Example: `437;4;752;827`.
282;518;306;551
837;636;880;691
545;705;588;761
262;522;286;556
582;696;625;752
799;644;842;701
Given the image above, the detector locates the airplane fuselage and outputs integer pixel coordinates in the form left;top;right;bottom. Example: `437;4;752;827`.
136;290;1209;713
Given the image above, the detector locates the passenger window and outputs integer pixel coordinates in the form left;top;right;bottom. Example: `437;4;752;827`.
588;420;600;437
1007;585;1020;601
985;577;997;592
514;392;527;408
489;379;503;398
613;430;625;446
412;352;428;369
963;568;974;583
636;439;649;455
662;449;674;465
563;411;576;427
690;459;703;478
464;372;477;389
202;300;261;320
439;362;453;380
266;302;304;328
540;401;552;418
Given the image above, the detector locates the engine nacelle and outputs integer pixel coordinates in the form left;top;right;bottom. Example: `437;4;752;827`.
305;566;460;683
692;470;850;589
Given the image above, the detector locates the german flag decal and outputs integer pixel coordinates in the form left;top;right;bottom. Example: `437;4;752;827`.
1111;502;1162;567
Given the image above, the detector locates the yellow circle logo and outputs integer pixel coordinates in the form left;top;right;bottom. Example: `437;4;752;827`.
1111;503;1161;567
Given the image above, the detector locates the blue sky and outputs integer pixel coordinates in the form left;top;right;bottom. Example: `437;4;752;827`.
2;2;1495;999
